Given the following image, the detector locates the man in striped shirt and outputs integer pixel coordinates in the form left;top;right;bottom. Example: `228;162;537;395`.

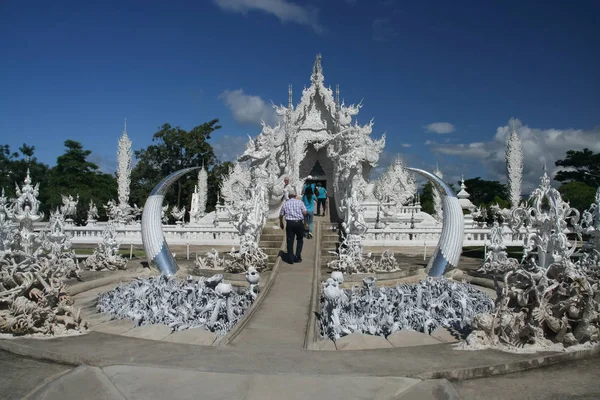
279;186;307;264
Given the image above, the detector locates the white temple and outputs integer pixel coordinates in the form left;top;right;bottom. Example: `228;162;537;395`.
32;54;532;249
224;54;385;221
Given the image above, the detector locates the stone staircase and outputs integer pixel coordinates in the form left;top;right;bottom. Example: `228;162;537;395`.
320;220;341;266
258;220;286;268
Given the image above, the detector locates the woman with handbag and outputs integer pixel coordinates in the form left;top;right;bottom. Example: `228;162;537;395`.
302;185;317;239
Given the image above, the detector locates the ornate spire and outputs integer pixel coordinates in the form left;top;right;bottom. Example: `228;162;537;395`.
288;84;293;111
506;120;523;209
117;121;133;222
311;53;324;84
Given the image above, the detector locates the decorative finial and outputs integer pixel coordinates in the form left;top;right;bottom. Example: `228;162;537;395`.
311;53;324;84
288;84;293;110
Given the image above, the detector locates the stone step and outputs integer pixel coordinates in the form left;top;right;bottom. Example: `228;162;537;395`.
262;248;282;256
262;228;284;235
260;234;284;241
258;240;283;248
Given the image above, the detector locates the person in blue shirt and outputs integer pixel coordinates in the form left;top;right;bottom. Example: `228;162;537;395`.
302;185;317;238
303;175;316;194
315;183;327;216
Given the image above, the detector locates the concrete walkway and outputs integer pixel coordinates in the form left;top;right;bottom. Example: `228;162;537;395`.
24;364;461;400
230;223;316;351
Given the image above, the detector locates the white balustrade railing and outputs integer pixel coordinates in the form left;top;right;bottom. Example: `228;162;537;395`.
34;223;239;246
363;226;528;247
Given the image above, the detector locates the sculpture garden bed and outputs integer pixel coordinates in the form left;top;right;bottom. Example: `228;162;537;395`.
96;273;259;337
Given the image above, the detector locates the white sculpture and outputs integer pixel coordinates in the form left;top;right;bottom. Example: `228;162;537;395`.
189;165;208;224
478;221;518;274
505;123;523;210
84;221;127;271
115;120;134;224
432;165;444;222
97;274;256;336
468;171;599;349
578;187;600;252
12;170;44;255
171;205;186;225
512;168;580;269
161;204;169;224
373;156;416;208
60;194;79;223
0;173;85;336
319;274;493;341
86;199;98;226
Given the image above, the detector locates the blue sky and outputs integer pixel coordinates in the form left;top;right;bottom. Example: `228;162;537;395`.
1;0;599;189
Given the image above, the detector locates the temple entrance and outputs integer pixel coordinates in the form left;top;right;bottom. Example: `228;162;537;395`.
299;144;342;221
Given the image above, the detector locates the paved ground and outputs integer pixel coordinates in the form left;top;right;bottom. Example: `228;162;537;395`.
3;350;599;399
0;350;71;400
230;230;315;350
453;354;600;400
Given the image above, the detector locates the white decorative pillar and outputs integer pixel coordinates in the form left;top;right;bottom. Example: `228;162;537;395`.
116;120;133;224
506;120;523;210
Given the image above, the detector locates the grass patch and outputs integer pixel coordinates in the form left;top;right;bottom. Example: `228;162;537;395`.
462;246;523;259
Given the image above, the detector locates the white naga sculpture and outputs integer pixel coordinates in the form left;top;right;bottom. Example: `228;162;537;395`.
505;123;523;210
0;172;85;336
467;171;599;349
189;165;208;224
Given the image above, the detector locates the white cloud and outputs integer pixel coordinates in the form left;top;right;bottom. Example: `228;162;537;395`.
426;119;600;190
212;134;249;163
424;140;434;145
213;0;323;33
425;122;456;134
372;18;398;41
401;143;412;148
219;89;281;127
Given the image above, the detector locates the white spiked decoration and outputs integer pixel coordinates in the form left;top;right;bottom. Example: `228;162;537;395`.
432;164;444;222
116;119;133;223
505;119;523;209
197;163;208;217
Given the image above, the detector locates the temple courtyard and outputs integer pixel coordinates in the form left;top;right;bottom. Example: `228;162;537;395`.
0;218;598;399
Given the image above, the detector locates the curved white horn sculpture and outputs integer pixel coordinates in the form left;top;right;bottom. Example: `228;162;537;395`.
407;167;464;277
141;167;200;276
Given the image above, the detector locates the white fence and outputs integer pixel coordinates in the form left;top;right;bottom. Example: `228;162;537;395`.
363;226;527;247
35;223;239;246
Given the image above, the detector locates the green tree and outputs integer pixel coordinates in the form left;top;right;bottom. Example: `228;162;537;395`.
47;140;116;224
462;177;509;206
130;120;227;212
555;148;600;187
558;181;597;213
554;148;600;212
420;181;434;215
